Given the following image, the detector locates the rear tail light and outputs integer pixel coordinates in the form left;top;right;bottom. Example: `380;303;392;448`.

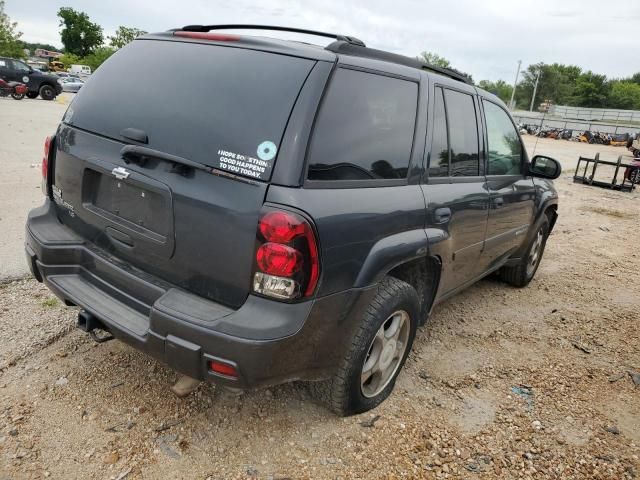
252;209;320;300
208;359;238;378
42;136;52;195
256;243;301;277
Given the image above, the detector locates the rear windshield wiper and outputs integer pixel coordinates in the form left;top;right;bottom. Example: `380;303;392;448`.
121;145;211;173
119;144;260;185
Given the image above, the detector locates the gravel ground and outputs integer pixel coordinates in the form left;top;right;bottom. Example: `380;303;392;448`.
0;137;639;479
0;95;71;282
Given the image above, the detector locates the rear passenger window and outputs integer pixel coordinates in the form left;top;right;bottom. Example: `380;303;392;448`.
428;88;449;177
444;90;480;177
306;68;418;181
483;100;523;175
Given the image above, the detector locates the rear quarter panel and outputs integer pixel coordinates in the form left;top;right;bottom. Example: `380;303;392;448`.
265;185;427;296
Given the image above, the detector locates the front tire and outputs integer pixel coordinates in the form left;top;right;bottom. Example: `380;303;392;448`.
39;84;56;101
309;277;419;416
26;92;38;99
499;216;550;287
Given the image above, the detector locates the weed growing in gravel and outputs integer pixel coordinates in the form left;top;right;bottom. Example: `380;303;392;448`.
41;297;59;308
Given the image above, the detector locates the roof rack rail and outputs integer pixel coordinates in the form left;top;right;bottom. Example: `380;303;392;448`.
325;42;472;84
177;24;366;47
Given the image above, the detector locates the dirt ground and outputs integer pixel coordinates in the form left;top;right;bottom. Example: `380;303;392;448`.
0;134;639;479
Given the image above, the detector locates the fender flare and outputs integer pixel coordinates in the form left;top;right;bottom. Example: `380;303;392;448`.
353;229;430;288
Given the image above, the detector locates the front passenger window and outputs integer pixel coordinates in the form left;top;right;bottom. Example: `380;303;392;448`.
484;101;523;175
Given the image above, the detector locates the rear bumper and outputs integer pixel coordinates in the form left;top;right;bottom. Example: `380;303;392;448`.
25;200;375;389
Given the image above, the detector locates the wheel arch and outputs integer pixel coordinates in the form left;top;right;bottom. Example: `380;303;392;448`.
353;229;442;324
544;204;558;233
386;256;441;324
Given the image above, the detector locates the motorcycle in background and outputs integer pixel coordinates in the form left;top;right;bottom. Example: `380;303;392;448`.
0;78;28;100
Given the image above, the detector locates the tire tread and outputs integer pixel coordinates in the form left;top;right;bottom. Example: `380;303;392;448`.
309;276;418;416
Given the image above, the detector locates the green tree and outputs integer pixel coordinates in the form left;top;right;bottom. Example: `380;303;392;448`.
416;51;473;84
0;1;25;59
477;79;513;103
607;81;640;110
81;46;115;71
417;51;451;69
515;63;582;110
20;41;60;55
108;26;147;49
627;72;640;85
570;71;610;108
58;52;81;68
57;7;103;56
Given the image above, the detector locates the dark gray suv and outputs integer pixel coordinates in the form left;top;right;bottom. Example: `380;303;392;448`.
25;25;560;416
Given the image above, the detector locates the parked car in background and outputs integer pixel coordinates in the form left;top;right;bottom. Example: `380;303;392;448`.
26;26;561;416
54;72;71;79
68;64;92;77
0;56;62;100
60;76;84;93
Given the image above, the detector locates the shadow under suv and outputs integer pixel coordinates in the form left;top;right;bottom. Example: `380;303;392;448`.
25;25;560;416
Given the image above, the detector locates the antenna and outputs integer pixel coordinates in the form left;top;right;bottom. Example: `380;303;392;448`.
531;110;547;157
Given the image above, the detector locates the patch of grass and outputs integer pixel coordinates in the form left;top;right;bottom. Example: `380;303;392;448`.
41;297;59;308
582;206;635;219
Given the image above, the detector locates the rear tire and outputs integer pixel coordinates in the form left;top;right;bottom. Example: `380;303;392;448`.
309;276;419;416
11;93;24;100
499;216;550;287
39;84;55;101
26;91;38;99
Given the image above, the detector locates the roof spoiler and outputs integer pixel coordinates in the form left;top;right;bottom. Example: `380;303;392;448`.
174;24;366;47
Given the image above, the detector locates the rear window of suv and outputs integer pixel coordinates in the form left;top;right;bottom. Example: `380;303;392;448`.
306;68;418;182
64;39;316;181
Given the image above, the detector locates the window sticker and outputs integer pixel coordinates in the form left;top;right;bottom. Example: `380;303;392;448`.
257;140;277;161
215;146;275;181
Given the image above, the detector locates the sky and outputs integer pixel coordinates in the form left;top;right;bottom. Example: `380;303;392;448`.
6;0;640;82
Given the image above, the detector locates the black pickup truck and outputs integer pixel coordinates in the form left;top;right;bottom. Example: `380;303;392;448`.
0;56;62;100
25;25;561;416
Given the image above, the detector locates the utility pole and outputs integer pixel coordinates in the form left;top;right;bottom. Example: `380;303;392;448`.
509;60;521;110
529;68;541;112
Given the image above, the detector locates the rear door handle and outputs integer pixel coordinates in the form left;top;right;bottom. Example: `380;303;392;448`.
494;197;504;208
433;207;452;224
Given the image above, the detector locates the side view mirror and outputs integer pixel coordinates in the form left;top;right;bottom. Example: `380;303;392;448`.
529;155;561;179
